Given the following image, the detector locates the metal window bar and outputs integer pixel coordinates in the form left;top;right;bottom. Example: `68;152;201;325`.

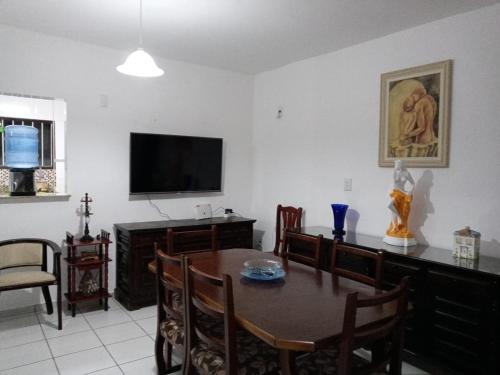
40;122;44;166
1;119;3;165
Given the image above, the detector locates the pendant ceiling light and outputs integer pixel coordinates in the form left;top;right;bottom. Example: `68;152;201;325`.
117;0;164;77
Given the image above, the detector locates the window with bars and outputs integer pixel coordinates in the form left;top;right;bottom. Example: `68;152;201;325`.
0;117;54;168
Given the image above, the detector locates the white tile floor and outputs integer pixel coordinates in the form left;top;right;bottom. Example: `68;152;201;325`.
0;298;178;375
0;297;427;375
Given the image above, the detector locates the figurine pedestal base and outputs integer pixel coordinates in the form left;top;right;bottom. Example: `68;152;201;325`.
383;235;417;247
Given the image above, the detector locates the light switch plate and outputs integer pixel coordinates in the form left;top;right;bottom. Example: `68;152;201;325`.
344;178;352;191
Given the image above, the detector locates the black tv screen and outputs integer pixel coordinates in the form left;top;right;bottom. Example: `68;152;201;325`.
130;133;223;194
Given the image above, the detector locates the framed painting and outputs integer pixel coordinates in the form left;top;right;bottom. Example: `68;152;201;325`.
379;60;452;167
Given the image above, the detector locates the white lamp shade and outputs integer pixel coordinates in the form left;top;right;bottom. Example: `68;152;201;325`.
116;48;164;77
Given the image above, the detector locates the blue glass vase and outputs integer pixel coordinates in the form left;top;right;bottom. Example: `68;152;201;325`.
331;204;348;235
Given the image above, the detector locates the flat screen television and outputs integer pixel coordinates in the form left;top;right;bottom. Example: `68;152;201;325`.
129;132;223;194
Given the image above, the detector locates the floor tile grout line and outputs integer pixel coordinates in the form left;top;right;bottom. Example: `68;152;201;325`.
38;316;93;340
95;331;149;347
0;314;55;373
0;358;57;373
83;364;123;375
50;346;123;375
0;298;153;374
134;317;155;336
0;337;47;351
52;342;104;359
80;305;125;374
38;316;105;360
43;327;93;340
34;311;62;375
81;318;134;331
111;297;156;373
117;354;155;367
103;298;157;372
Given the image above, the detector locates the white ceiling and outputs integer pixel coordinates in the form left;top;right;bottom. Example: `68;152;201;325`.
0;0;498;74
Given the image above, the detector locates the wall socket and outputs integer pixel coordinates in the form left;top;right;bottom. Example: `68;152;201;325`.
99;94;108;108
344;178;352;191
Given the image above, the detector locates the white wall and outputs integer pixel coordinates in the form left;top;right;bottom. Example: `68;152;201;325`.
2;3;500;311
251;5;500;255
0;25;254;310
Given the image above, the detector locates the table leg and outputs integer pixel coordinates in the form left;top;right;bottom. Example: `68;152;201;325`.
279;350;297;375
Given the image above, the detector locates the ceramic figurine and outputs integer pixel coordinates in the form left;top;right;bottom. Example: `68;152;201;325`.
383;160;417;247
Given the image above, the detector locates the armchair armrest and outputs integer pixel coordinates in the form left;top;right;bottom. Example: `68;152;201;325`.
45;240;63;280
53;248;62;280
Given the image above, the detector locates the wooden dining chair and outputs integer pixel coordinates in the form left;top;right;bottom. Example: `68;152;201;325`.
331;240;384;289
155;244;186;374
182;257;279;375
274;204;303;256
281;231;323;269
166;225;218;255
295;276;410;375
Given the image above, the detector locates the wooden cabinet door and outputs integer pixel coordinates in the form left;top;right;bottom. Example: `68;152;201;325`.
425;270;497;374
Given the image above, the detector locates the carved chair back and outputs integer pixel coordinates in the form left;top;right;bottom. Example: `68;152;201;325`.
337;277;410;375
274;204;303;256
331;241;384;289
166;225;218;255
183;256;238;375
282;231;323;269
155;244;184;321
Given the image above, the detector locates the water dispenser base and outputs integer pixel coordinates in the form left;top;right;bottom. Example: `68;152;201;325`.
10;169;36;196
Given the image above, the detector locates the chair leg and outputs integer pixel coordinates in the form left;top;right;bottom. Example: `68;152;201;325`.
155;332;166;375
57;283;62;330
389;336;404;375
165;342;172;369
164;342;182;373
41;285;53;314
182;345;192;375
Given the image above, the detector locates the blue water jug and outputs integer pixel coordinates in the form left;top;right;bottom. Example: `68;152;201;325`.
4;125;40;169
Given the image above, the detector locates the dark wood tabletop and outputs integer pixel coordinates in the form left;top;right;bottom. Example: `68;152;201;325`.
150;248;396;353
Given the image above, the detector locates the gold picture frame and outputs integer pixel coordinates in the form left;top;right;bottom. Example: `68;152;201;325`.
379;60;452;167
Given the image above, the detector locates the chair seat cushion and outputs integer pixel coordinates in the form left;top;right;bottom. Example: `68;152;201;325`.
295;348;370;375
160;318;184;346
159;312;222;347
0;271;55;288
191;331;279;375
172;291;183;311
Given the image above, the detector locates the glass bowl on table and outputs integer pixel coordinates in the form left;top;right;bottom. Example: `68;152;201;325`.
241;259;285;281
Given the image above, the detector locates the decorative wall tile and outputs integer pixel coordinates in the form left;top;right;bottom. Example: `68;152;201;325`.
0;169;56;193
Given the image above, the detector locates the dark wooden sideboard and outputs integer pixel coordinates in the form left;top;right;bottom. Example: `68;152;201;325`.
295;226;500;375
113;217;255;310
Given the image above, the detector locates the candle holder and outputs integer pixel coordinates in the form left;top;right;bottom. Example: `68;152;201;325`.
80;193;94;242
331;203;349;236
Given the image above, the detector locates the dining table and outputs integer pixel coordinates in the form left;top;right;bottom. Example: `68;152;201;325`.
149;248;397;375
